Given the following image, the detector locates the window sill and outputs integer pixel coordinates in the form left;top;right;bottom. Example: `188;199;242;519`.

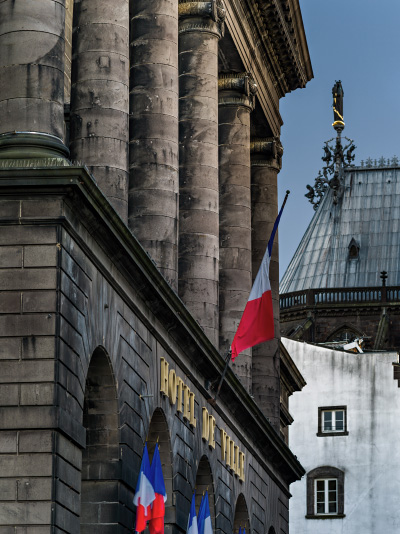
306;514;346;520
316;431;349;437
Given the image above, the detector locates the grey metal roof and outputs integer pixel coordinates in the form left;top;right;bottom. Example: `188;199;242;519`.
280;166;400;293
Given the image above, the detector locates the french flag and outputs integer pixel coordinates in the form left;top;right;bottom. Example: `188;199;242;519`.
149;444;167;534
187;494;199;534
231;191;289;360
133;443;155;532
198;491;212;534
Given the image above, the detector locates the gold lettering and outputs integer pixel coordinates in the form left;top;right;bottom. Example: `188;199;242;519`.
239;451;245;482
220;429;227;461
208;416;216;449
189;392;196;427
229;439;235;471
183;385;190;420
234;445;240;476
176;377;184;413
202;408;209;440
168;369;177;405
226;435;231;467
160;357;169;395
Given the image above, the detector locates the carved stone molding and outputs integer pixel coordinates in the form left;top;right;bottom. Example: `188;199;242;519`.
218;72;258;111
250;137;283;169
178;0;225;36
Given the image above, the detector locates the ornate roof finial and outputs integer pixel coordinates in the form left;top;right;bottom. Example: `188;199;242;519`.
305;81;356;210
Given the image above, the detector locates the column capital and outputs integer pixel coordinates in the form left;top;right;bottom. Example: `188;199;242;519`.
178;0;225;37
218;72;258;111
250;137;283;170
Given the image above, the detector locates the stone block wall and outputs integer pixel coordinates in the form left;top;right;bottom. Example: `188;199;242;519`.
0;182;299;532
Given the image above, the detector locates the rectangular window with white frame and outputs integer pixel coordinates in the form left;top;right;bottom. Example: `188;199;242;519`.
315;478;338;515
318;406;348;436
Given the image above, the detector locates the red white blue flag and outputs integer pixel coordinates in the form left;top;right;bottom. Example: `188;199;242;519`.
197;491;212;534
149;444;167;534
187;494;199;534
231;196;287;361
133;443;155;532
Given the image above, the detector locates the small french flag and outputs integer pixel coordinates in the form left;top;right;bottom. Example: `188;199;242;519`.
187;494;199;534
149;444;167;534
231;191;289;360
198;491;212;534
133;443;156;532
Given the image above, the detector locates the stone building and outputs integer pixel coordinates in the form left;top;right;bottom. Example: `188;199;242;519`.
283;338;400;534
0;0;312;532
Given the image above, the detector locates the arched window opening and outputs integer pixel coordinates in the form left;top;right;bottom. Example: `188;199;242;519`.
306;466;345;519
146;408;174;525
268;527;276;534
195;456;215;530
326;324;363;344
81;347;119;530
348;238;360;260
233;493;250;533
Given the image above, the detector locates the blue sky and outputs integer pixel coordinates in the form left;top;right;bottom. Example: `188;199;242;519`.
278;0;400;275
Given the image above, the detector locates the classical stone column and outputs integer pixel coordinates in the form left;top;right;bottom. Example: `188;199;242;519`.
251;138;283;429
0;0;68;161
128;0;179;290
70;0;129;222
219;73;257;392
178;0;225;346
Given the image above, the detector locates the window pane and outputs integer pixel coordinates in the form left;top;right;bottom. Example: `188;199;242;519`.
335;411;344;431
316;480;325;491
323;412;332;431
317;502;325;514
328;480;337;491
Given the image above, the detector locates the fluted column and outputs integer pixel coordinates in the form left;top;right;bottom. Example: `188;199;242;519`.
128;0;179;290
178;0;225;345
219;73;257;392
70;0;129;221
251;138;283;429
0;0;68;160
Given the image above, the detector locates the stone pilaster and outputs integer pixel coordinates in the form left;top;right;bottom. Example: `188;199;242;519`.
69;0;129;221
0;0;68;161
128;0;179;290
218;73;257;392
178;0;225;346
250;138;283;429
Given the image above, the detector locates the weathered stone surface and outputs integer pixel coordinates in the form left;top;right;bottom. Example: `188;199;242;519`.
129;0;179;290
70;0;129;222
0;0;66;140
251;145;281;428
218;86;252;391
178;19;221;345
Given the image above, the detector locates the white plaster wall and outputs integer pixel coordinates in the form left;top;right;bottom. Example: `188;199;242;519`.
283;338;400;534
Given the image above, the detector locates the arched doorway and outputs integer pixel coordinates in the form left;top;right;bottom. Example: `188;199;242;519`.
146;408;174;526
233;493;250;533
195;456;215;530
80;347;119;531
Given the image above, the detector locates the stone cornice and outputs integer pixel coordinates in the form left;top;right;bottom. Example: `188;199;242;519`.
247;0;313;94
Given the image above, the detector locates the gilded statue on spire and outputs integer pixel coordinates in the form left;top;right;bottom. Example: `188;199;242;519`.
332;80;345;130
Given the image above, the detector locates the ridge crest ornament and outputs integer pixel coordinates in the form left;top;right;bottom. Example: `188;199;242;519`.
306;81;356;210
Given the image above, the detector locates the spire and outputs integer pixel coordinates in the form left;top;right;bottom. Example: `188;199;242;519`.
305;81;356;210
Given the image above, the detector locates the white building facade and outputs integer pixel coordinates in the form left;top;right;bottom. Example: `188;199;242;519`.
283;338;400;533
